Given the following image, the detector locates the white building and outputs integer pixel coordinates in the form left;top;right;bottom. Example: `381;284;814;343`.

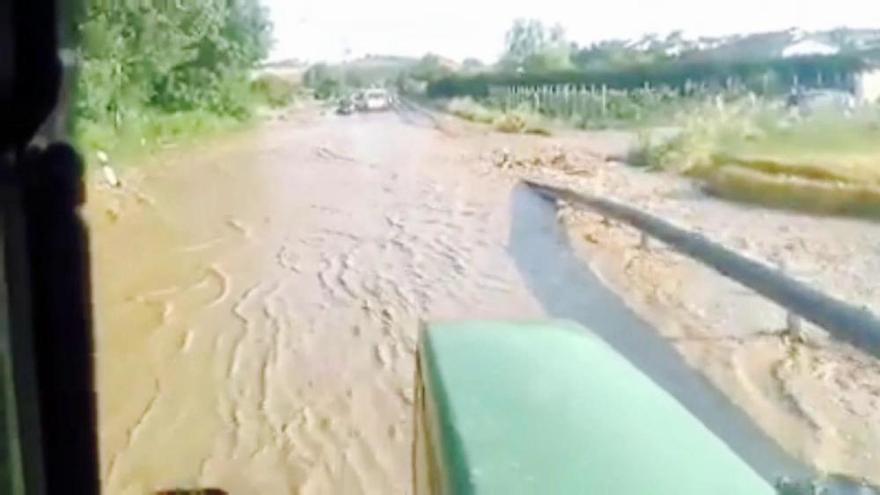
855;67;880;103
781;39;839;58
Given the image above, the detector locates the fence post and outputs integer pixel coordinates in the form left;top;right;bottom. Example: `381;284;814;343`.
582;85;589;117
554;85;561;116
560;85;568;117
601;84;608;117
545;85;552;114
563;85;570;117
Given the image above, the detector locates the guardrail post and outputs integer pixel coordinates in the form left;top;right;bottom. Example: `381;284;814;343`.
786;311;803;337
638;231;649;250
778;259;804;338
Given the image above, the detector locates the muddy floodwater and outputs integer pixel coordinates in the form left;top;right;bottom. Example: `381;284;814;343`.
89;109;814;494
90;111;553;493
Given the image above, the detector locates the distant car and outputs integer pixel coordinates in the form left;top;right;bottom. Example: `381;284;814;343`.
359;88;391;111
336;97;354;115
352;91;365;110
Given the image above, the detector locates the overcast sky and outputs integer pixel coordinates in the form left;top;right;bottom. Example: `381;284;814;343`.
262;0;880;62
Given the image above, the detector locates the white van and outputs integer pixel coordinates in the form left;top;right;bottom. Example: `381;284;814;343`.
360;88;391;111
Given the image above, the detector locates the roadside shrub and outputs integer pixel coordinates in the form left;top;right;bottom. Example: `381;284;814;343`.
74;109;242;161
512;106;553;135
493;113;527;133
627;131;658;167
631;101;764;172
641;125;716;172
446;97;499;123
446;97;552;135
251;74;299;108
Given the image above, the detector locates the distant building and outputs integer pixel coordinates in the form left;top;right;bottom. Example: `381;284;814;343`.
781;39;839;58
855;66;880;103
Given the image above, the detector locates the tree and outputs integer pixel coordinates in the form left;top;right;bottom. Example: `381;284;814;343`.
409;54;454;82
502;19;547;68
461;58;485;72
303;63;343;99
501;19;572;73
571;38;664;71
75;0;273;122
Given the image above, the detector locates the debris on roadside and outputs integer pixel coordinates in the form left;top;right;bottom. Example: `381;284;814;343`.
489;146;596;177
97;150;121;188
490;148;513;169
550;147;568;167
314;146;356;163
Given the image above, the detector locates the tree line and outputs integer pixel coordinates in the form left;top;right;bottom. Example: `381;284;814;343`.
427;19;876;98
428;54;868;98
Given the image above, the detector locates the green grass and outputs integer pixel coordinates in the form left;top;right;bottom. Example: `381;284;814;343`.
637;103;880;174
715;112;880;183
73;109;253;169
445;97;552;135
73;76;303;169
696;164;880;218
633;101;880;216
722;114;880;156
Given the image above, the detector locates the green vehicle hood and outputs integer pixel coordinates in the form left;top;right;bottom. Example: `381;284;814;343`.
418;320;775;495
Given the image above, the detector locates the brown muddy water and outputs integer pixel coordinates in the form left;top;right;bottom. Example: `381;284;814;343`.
89;110;813;494
89;112;550;494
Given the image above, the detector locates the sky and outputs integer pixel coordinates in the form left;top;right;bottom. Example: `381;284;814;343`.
262;0;880;63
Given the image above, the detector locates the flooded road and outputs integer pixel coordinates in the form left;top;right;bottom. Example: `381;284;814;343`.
89;109;815;494
90;111;549;493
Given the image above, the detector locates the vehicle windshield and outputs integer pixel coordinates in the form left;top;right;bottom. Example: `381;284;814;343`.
6;0;880;494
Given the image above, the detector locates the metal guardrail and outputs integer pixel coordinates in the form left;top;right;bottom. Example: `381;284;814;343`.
525;179;880;359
